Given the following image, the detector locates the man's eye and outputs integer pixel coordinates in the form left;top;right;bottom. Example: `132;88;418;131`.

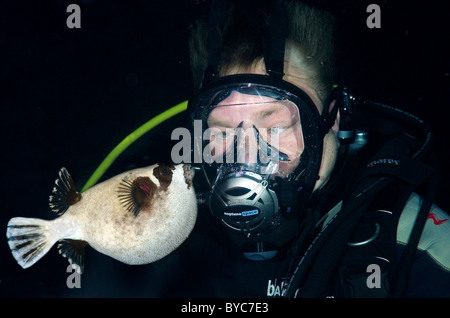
268;127;285;135
215;130;232;139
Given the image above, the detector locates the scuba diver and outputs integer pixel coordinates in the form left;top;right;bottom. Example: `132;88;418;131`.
170;0;450;297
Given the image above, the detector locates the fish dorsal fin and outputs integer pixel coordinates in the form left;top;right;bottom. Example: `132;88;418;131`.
57;239;88;274
49;167;82;215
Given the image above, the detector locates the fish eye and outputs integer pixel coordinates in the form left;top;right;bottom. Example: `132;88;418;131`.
153;164;174;188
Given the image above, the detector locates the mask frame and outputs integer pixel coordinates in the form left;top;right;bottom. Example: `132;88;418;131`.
189;74;328;240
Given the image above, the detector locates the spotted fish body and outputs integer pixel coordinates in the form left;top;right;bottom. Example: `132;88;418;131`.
6;163;197;272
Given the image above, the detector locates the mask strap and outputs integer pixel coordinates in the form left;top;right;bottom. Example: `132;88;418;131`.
320;85;341;137
202;0;228;85
265;1;288;79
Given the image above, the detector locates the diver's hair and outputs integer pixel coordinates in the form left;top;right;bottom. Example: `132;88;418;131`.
189;0;336;105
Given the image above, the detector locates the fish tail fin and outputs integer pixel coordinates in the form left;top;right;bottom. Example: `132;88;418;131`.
6;217;57;269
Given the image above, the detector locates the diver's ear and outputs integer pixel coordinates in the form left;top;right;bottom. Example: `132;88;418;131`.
328;99;340;134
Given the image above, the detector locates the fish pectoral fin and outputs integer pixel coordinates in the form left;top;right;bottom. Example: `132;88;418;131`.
49;167;82;215
57;239;88;274
117;176;156;218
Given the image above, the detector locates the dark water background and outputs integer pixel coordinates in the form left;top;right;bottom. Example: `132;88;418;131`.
0;0;448;297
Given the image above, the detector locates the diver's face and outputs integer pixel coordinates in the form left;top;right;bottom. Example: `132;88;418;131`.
215;45;340;190
206;91;303;178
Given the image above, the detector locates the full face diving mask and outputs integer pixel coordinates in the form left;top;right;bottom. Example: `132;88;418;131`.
189;74;329;242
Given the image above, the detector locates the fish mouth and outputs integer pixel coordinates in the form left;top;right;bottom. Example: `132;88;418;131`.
183;164;195;188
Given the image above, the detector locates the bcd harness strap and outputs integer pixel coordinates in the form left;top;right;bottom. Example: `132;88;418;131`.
338;152;439;297
285;137;437;297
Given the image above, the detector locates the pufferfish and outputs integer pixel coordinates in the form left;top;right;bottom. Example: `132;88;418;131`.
6;163;197;273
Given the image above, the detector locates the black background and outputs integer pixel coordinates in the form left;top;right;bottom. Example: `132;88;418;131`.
0;0;449;297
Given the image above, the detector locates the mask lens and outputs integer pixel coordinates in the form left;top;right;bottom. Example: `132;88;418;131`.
189;76;324;241
203;90;303;179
